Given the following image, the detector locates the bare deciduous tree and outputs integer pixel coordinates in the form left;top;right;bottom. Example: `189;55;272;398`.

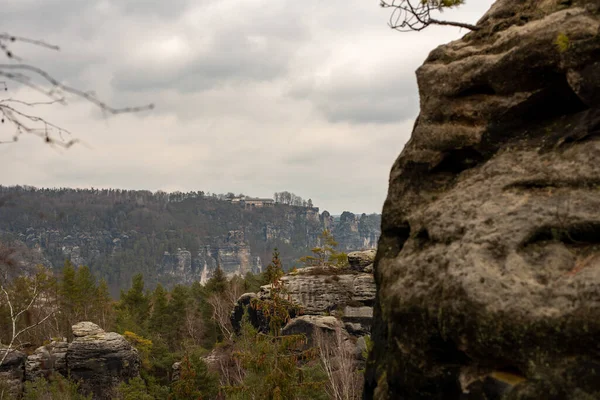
315;326;363;400
0;33;153;147
0;246;57;367
380;0;480;32
208;293;234;340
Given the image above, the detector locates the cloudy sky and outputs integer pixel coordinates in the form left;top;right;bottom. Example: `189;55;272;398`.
1;0;494;214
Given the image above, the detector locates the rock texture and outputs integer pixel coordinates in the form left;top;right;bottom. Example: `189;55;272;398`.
25;340;68;381
366;1;600;399
232;250;377;368
348;249;376;272
68;322;140;399
281;315;343;347
258;268;376;316
6;323;140;399
0;349;26;398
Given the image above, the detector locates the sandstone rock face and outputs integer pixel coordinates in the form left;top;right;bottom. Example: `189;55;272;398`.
258;269;376;315
333;212;381;251
281;315;343;347
367;1;600;399
25;340;68;381
67;323;140;399
72;321;105;337
0;349;26;398
232;251;377;351
348;249;376;272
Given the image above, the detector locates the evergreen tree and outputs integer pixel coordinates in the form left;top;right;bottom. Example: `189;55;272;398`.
116;273;150;334
170;352;219;400
166;285;189;349
148;284;169;341
263;248;284;286
75;266;97;319
60;260;79;337
298;230;348;268
205;266;227;294
116;376;154;400
95;279;114;330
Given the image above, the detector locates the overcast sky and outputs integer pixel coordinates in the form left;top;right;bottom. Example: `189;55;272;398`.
1;0;494;215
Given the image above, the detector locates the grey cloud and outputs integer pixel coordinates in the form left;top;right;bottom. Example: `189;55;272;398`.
0;0;497;214
288;71;419;124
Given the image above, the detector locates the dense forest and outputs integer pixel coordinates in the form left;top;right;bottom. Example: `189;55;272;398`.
0;186;380;296
0;241;364;399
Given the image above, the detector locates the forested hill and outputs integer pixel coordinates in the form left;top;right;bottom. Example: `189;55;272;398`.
0;186;380;295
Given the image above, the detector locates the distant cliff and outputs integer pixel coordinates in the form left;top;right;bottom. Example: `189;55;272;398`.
0;186;380;295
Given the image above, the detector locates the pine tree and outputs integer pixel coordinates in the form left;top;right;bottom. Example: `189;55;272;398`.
148;284;169;340
263;248;284;286
75;266;96;319
224;249;328;399
60;260;79;337
116;273;150;334
298;230;348;268
205;266;227;294
95;279;114;330
166;285;189;349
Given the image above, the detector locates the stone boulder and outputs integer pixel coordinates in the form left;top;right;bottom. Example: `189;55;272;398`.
281;315;343;347
67;323;140;399
25;340;68;381
366;1;600;399
341;306;373;336
348;249;376;272
72;321;105;337
0;348;26;398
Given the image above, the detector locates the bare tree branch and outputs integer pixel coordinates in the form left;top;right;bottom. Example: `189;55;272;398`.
380;0;480;32
0;33;154;147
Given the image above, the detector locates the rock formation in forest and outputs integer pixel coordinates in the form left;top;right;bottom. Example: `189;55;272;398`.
3;322;139;399
231;249;376;356
365;1;600;399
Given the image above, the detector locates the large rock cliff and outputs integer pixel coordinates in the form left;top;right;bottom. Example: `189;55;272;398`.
366;1;600;399
0;188;380;292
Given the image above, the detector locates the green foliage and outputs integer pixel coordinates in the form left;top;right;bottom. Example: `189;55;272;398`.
298;230;348;268
423;0;464;8
225;249;326;399
0;185;362;294
239;272;262;293
205;267;227;295
23;374;92;400
556;32;570;53
116;377;154;400
116;273;150;334
170;352;219;400
262;248;284;285
225;314;327;400
123;331;153;370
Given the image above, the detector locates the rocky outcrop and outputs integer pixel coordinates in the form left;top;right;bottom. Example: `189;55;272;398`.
367;1;600;399
348;249;376;272
68;322;140;399
333;212;381;251
3;323;140;399
232;250;377;364
258;268;376;316
0;348;26;398
25;340;68;381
